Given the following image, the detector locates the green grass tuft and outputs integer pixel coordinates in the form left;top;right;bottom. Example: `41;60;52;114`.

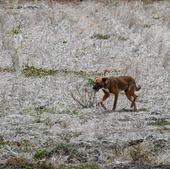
143;24;151;28
0;140;10;147
86;78;94;86
152;15;160;19
9;24;21;35
33;148;47;160
63;40;67;44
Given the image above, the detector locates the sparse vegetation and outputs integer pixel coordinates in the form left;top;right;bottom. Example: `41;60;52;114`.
69;109;79;116
143;24;151;28
6;157;54;169
16;127;24;134
20;139;36;148
22;65;109;78
112;143;123;157
22;66;59;77
59;120;69;128
58;162;101;169
33;148;47;160
45;143;72;158
44;117;53;127
91;33;110;40
22;104;66;115
6;157;34;169
117;35;128;41
58;132;81;143
110;0;119;7
0;139;36;150
0;67;15;72
63;40;67;44
8;24;21;35
130;145;152;163
54;143;69;151
148;119;170;126
5;156;100;169
153;15;160;19
142;0;163;5
0;140;10;148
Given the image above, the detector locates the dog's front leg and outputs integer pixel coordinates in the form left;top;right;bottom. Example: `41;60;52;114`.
112;92;119;111
98;90;110;110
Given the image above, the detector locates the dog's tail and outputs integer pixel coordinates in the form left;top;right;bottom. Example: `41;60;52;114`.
136;84;141;91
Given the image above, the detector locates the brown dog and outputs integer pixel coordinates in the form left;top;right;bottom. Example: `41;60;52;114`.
93;76;141;111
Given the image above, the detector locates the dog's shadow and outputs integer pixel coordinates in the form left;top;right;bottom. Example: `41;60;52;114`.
118;108;148;112
118;108;135;112
99;108;147;114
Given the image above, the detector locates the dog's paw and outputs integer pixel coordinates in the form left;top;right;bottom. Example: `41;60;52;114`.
101;104;107;110
97;102;102;106
130;102;134;108
97;102;107;110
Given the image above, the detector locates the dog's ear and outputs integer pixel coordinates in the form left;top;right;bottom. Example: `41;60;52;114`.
102;77;108;84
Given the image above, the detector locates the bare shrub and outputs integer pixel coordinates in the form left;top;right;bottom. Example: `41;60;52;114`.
71;85;96;108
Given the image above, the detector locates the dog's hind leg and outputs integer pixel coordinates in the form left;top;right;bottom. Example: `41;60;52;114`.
129;85;138;110
112;92;119;111
126;84;138;110
131;93;138;108
125;90;137;111
125;91;133;103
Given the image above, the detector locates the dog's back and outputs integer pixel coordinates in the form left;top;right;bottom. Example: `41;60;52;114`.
109;76;140;91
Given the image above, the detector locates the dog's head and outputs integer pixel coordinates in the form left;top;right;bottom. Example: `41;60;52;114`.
93;77;108;92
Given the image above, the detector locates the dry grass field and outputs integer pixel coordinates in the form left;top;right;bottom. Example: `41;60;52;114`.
0;0;170;168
